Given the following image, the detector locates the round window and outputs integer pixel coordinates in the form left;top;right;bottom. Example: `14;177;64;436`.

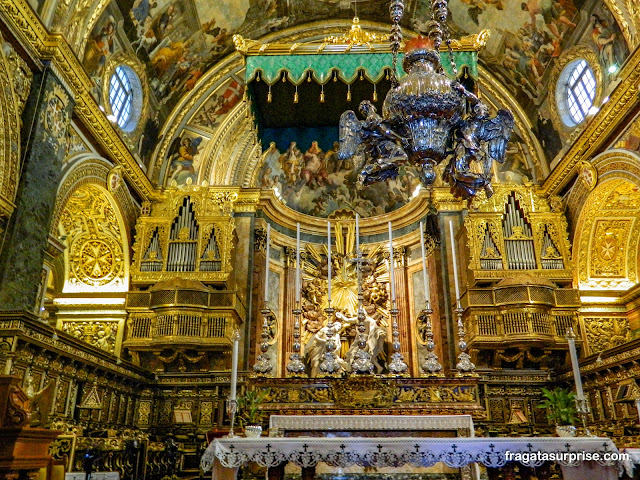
108;65;142;132
556;59;597;127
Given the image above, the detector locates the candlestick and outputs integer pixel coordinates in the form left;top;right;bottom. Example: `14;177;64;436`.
448;220;460;304
229;330;240;401
327;221;331;306
356;214;360;253
350;214;374;375
264;224;270;307
420;221;430;308
388;221;396;304
253;310;274;375
566;328;585;400
286;307;306;376
296;223;301;304
566;328;592;435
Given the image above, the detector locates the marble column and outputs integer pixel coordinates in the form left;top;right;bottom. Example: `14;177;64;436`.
393;247;413;373
281;246;297;371
0;68;73;311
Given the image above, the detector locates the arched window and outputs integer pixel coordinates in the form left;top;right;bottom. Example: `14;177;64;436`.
557;59;597;127
108;65;142;131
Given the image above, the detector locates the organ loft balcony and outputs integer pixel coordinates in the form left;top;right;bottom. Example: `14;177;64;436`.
460;276;581;370
122;278;245;372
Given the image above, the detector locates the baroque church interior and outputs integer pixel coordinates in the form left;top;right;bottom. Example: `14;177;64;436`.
1;0;640;478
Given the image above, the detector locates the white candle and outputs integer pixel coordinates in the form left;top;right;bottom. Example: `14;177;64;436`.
388;222;396;304
296;223;301;304
327;221;332;305
566;328;585;400
264;224;270;307
449;220;461;302
635;399;640;423
229;331;239;402
420;221;430;308
356;214;360;253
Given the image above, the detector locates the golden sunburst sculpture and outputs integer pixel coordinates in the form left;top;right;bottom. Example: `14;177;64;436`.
299;220;390;344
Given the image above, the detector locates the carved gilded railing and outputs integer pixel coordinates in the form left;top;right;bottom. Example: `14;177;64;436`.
460;283;580;368
124;289;244;348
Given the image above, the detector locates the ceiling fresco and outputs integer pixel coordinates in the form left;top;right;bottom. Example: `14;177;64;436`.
79;0;630;195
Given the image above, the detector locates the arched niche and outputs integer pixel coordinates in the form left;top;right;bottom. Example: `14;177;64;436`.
51;157;137;295
58;183;130;293
573;174;640;293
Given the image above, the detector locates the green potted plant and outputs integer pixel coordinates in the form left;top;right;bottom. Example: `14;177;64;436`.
537;387;578;437
236;389;268;437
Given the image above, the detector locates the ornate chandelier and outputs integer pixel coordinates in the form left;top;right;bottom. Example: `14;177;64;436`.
339;0;515;201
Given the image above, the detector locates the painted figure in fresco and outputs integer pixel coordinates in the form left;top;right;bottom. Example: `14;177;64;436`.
302;141;329;188
82;17;116;78
130;0;157;26
520;0;576;42
591;14;618;71
154;4;177;40
339;100;409;186
167;136;203;185
279;141;304;183
151;40;188;76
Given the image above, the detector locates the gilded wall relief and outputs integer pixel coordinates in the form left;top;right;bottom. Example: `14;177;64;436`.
583;316;630;354
60;320;119;353
59;184;128;292
0;37;20;220
575;178;640;291
590;219;630;278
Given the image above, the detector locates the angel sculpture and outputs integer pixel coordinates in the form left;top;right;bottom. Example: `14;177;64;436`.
336;311;387;374
304;318;350;377
444;103;514;200
338;100;409;186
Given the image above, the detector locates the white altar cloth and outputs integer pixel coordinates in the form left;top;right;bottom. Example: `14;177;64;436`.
201;436;620;471
269;414;474;435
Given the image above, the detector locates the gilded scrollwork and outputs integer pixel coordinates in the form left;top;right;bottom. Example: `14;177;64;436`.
1;39;32;114
0;34;21;221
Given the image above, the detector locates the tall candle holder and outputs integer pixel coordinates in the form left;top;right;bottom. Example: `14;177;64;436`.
419;221;442;376
226;399;238;437
566;327;592;436
388;302;408;375
319;306;342;376
286;304;306;376
253;309;274;375
350;254;374;375
454;304;476;375
420;305;443;376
